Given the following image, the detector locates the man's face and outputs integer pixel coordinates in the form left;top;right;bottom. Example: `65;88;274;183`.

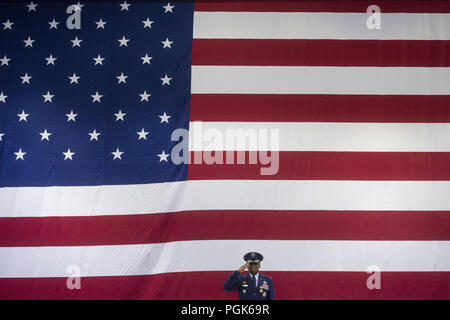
247;262;260;275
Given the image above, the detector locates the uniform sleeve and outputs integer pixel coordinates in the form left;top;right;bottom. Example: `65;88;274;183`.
268;278;275;300
223;271;241;291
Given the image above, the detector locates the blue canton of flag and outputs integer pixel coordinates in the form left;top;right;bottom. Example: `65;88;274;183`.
0;1;193;187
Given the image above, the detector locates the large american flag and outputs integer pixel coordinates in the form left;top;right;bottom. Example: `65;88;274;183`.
0;0;449;299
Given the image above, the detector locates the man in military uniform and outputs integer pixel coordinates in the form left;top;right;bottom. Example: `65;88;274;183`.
223;252;275;300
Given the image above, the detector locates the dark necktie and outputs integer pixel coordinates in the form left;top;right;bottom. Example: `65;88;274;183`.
251;275;256;289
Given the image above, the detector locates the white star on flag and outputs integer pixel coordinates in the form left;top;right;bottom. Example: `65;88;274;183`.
114;110;126;121
0;133;4;142
91;91;103;103
3;19;13;30
160;74;172;86
163;2;175;13
118;36;130;47
48;19;59;29
137;128;149;140
120;1;131;11
142;18;154;28
62;148;75;160
93;55;105;65
141;54;153;64
95;19;107;29
161;38;173;48
139;90;151;102
45;54;57;65
21;73;32;84
14;148;27;160
0;55;11;66
112;148;124;160
71;36;82;47
116;73;128;84
66;110;78;122
43;91;54;103
68;73;80;84
0;92;7;103
27;2;38;12
89;129;101;141
159;112;171;123
158;150;170;162
17;110;30;122
24;37;35;47
73;1;84;11
39;129;52;141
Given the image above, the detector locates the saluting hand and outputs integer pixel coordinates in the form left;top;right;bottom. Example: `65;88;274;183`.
238;262;248;273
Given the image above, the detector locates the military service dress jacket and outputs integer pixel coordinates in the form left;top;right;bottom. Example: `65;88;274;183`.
223;271;275;300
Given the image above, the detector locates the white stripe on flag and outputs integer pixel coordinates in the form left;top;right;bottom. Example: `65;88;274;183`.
191;66;450;95
0;240;449;277
193;12;450;40
1;180;450;217
188;122;450;152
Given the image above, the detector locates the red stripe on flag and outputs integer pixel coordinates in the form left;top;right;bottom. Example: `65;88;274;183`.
1;210;449;246
188;151;450;180
194;1;450;13
1;271;449;299
192;39;450;67
190;94;450;123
